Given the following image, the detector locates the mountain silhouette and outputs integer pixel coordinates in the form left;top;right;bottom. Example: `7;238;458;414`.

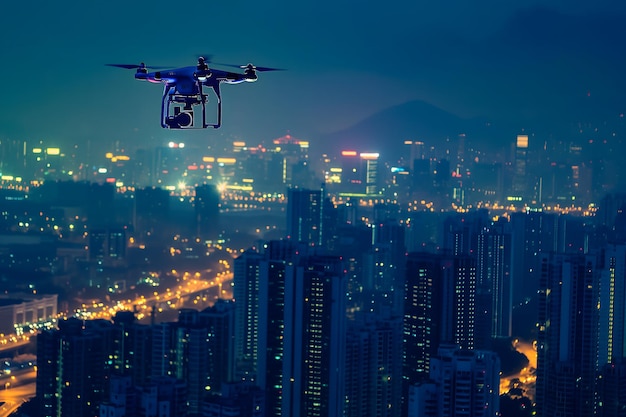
313;100;517;161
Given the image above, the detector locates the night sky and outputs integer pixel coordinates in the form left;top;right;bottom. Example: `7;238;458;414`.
1;1;626;150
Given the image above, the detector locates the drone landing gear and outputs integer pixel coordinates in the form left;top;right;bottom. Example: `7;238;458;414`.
161;85;222;129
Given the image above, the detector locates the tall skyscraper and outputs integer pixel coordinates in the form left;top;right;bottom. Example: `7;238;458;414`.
475;221;513;342
536;252;599;417
403;252;445;387
510;210;558;304
280;254;347;417
598;244;626;365
252;248;347;417
444;255;478;350
234;248;266;381
345;311;403;417
511;134;529;201
362;220;406;315
286;187;323;246
403;249;479;403
597;244;626;416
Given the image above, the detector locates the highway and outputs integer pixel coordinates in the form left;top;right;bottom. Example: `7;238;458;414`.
0;368;36;417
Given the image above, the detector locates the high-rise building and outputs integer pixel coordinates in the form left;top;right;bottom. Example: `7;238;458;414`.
169;302;236;415
194;184;220;239
403;252;445;388
475;220;513;342
338;151;380;195
234;240;306;416
36;318;111;417
280;254;347;417
233;249;265;381
257;256;290;417
511;134;529;201
536;253;599;417
88;228;126;264
598;244;626;365
403;250;479;399
111;311;153;386
597;244;626;416
271;134;310;187
510;210;558;304
252;249;347;417
445;255;478;350
134;187;171;240
345;311;403;417
286;187;323;246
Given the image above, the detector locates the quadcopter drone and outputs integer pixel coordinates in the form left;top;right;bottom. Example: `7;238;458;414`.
107;57;281;129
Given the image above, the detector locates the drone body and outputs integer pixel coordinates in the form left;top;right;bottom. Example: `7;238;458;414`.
107;57;279;129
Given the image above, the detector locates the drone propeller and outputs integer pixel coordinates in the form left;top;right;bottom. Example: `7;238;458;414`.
105;63;169;70
214;62;284;72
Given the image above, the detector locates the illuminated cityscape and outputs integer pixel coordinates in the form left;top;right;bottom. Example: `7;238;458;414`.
0;121;625;417
2;2;626;416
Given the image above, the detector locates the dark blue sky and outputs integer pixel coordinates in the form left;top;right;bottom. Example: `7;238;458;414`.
1;1;625;150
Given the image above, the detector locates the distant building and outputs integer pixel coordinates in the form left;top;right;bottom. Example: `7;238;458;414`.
88;228;126;264
194;184;220;239
134;186;171;240
286;187;323;246
0;293;57;335
337;150;380;195
510;134;529;202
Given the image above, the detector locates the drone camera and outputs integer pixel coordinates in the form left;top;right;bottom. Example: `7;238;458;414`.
166;107;193;129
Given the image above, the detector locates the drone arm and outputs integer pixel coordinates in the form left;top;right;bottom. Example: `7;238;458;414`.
208;82;222;129
161;84;175;128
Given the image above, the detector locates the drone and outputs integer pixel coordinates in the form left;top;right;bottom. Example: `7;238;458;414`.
107;57;281;129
